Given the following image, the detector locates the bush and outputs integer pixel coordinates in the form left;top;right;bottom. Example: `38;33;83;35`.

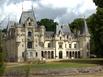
0;64;5;75
0;52;4;76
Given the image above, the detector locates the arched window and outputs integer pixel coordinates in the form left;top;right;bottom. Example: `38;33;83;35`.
28;31;32;37
78;51;80;58
70;51;71;58
75;52;77;58
41;51;44;58
66;51;69;57
27;42;32;48
48;51;50;59
51;51;54;59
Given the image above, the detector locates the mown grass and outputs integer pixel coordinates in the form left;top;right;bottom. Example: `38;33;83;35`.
6;62;96;72
31;62;96;70
5;58;103;72
3;59;103;76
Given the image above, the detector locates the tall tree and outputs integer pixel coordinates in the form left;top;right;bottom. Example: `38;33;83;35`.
86;0;103;57
0;29;4;75
93;0;103;8
87;14;97;55
87;7;103;57
69;18;84;36
37;18;58;32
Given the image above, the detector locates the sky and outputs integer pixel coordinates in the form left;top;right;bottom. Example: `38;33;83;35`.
0;0;97;27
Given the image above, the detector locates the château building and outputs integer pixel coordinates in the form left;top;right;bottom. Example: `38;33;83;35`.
4;9;90;62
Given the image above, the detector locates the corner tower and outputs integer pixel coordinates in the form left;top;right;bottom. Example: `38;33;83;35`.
17;7;38;62
79;18;90;58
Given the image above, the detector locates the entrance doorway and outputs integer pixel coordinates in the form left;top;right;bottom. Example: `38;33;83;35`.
59;51;62;59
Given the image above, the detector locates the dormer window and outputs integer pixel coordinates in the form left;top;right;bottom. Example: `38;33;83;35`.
29;22;31;26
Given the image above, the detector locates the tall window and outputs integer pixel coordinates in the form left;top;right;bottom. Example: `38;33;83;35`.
27;42;32;48
74;44;77;48
51;51;54;59
66;51;69;57
41;51;44;58
48;43;51;48
69;44;71;48
36;52;38;57
59;44;62;48
28;31;32;37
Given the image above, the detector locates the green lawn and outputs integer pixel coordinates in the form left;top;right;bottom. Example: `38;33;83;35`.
31;62;96;69
3;59;103;76
5;58;103;71
6;62;96;71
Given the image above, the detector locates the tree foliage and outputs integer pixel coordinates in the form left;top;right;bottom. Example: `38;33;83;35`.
69;18;84;35
37;18;58;32
70;7;103;57
93;0;103;8
0;29;4;75
87;7;103;57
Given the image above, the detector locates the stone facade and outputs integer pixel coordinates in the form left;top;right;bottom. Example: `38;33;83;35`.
4;9;90;62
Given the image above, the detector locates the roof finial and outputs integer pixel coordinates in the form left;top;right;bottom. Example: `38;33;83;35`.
22;0;24;12
31;0;34;11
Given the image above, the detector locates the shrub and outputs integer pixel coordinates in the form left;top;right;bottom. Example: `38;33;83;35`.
0;52;4;76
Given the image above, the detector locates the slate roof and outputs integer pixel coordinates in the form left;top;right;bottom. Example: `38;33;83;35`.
62;25;71;35
81;18;90;35
19;10;36;24
56;24;71;35
6;21;16;31
56;25;62;34
45;31;54;37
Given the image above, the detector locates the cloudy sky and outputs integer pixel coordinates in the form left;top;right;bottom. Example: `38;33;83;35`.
0;0;96;27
